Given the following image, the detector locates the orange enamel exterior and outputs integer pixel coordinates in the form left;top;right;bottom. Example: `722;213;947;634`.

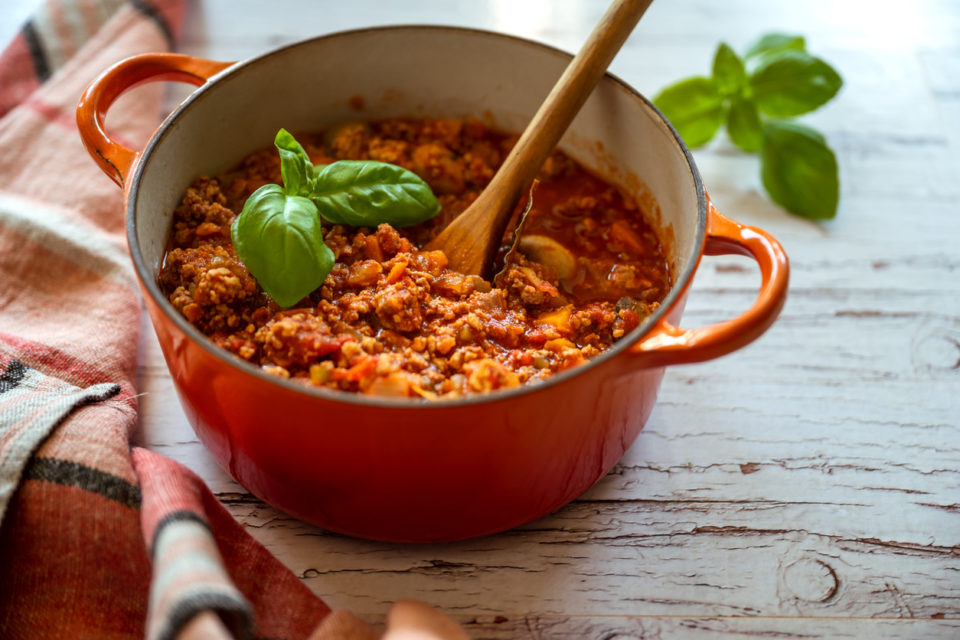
77;39;789;542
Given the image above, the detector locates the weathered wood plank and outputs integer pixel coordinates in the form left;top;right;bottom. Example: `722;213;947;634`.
215;490;960;618
455;616;960;640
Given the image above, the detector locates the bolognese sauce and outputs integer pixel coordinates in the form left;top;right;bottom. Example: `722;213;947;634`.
158;117;672;398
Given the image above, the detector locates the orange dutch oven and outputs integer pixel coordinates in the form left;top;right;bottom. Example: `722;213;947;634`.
77;27;788;542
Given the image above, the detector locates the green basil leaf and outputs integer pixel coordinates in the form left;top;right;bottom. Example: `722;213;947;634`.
231;183;335;307
653;76;725;148
726;97;763;152
761;121;839;219
749;50;842;117
311;160;441;227
275;128;314;197
712;42;747;96
745;33;806;60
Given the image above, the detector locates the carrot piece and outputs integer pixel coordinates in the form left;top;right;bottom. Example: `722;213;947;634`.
385;260;408;284
536;306;573;334
343;356;377;383
544;338;576;352
365;235;385;262
610;220;646;254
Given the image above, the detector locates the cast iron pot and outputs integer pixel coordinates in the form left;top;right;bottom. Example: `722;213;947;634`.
77;26;789;542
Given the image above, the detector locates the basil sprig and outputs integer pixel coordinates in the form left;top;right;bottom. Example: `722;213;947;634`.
231;129;441;307
653;33;843;220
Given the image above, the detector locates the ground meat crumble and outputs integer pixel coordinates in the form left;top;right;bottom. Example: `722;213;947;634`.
158;117;672;398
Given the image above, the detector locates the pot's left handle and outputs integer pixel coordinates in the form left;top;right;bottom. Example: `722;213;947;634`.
77;53;234;189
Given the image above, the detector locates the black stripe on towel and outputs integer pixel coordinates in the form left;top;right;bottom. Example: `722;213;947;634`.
21;21;52;82
0;360;26;394
130;0;175;48
150;509;211;558
23;457;142;509
159;591;252;640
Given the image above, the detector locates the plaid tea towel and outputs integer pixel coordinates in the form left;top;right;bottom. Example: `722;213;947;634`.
0;1;469;638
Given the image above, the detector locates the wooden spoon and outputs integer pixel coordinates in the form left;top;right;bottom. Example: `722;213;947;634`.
425;0;654;278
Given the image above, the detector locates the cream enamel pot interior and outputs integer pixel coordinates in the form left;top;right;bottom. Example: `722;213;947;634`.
77;26;788;542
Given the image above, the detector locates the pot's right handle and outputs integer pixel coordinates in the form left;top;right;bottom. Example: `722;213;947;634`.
628;200;789;368
77;53;234;190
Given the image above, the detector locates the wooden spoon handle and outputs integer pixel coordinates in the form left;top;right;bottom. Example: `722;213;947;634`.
493;0;654;209
427;0;653;276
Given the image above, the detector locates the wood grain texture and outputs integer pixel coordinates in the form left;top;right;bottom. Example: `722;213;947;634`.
127;0;960;636
449;617;960;640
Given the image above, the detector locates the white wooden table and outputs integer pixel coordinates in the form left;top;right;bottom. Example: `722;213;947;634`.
120;0;960;637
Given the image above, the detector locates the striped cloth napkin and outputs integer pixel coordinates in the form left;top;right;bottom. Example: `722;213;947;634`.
0;1;468;639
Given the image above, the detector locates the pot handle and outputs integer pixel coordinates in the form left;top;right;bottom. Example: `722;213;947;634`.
627;200;789;368
76;53;234;189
